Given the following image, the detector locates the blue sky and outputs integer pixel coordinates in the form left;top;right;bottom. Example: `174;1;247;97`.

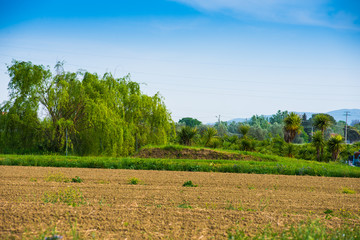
1;0;359;123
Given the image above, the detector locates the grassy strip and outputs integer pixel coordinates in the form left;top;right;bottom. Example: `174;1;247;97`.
228;219;360;239
1;153;360;178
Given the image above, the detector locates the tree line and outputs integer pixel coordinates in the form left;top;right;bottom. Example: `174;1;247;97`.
176;111;360;162
0;60;175;156
1;60;360;162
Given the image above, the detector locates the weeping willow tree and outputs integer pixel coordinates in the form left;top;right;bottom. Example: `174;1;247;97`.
0;60;175;156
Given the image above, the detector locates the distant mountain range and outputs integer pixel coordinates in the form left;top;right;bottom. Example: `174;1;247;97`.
227;109;360;124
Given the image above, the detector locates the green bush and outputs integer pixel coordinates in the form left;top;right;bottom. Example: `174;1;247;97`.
182;180;197;187
128;177;141;185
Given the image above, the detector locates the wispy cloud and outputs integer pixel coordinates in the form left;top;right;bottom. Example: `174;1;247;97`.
172;0;359;30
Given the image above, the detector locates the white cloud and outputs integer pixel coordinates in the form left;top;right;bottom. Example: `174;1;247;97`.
172;0;359;30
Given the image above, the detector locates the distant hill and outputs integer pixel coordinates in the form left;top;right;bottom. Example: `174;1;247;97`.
325;109;360;123
227;109;360;124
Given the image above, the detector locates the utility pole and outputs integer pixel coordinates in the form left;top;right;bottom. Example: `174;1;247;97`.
216;115;221;125
344;111;350;144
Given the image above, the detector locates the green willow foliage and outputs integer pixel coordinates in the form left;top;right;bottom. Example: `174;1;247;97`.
0;60;175;156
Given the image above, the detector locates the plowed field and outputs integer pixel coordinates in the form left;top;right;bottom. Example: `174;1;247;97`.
1;166;359;239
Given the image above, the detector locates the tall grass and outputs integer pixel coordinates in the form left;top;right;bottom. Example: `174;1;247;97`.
1;153;359;178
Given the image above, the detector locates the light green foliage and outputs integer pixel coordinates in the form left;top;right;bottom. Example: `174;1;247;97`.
128;177;141;185
248;126;267;141
269;110;289;124
45;172;70;182
341;187;356;194
1;152;360;177
0;60;174;156
42;187;86;206
238;125;250;138
249;115;270;129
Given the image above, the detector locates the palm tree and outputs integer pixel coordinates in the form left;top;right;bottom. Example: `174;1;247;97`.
313;114;332;135
283;112;302;143
312;130;325;161
327;134;344;161
313;114;332;160
202;127;217;147
178;126;197;146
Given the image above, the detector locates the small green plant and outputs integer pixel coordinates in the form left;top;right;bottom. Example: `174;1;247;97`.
71;176;83;183
341;187;356;194
247;184;255;190
43;187;86;207
128;177;141;185
178;201;192;209
258;197;269;211
69;221;82;240
96;179;110;184
225;201;236;210
30;177;37;182
45;172;70;183
182;180;197;187
324;209;333;215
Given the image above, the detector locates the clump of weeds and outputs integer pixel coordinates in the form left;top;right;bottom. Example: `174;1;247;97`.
128;177;141;185
30;177;37;182
258;197;269;211
178;200;192;209
96;179;110;184
341;187;356;194
45;172;70;183
224;200;244;211
71;176;83;183
43;186;86;207
182;180;197;187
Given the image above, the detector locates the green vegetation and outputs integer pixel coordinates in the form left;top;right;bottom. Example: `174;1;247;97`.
341;187;356;194
227;220;360;240
0;60;359;168
182;180;197;187
45;172;70;183
178;201;192;209
283;112;302;143
71;176;83;183
42;186;86;207
1;151;360;178
0;60;174;156
128;177;141;185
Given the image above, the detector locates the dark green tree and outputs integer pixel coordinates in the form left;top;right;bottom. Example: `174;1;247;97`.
178;117;201;127
327;134;343;161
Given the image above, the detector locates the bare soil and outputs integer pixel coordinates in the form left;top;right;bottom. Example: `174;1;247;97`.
135;147;258;160
0;166;359;239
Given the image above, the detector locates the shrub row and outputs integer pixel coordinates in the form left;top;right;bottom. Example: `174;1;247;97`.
1;154;359;178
